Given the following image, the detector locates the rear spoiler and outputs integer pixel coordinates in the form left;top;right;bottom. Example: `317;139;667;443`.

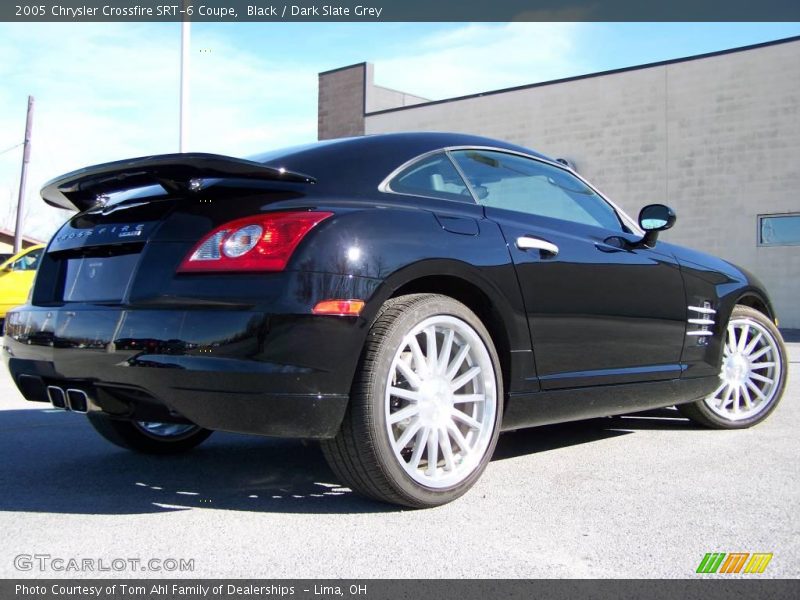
40;152;316;212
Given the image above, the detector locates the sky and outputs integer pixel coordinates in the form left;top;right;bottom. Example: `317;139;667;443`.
0;21;798;241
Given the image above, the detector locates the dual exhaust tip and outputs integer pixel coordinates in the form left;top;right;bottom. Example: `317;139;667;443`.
46;386;90;414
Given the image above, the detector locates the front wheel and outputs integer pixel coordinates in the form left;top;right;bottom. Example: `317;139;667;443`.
88;414;213;454
322;294;503;508
678;305;787;429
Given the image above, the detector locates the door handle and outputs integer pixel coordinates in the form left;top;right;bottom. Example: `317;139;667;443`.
516;236;559;256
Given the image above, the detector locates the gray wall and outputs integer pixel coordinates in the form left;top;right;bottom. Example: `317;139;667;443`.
317;63;429;140
318;63;367;140
319;39;800;327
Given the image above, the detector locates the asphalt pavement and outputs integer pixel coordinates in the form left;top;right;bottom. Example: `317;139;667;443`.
0;341;797;578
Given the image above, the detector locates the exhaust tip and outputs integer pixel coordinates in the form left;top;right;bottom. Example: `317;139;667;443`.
46;386;67;409
65;389;89;414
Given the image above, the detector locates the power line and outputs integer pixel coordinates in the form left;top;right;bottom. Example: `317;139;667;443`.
0;142;23;157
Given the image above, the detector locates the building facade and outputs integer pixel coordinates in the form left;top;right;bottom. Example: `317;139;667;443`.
318;37;800;327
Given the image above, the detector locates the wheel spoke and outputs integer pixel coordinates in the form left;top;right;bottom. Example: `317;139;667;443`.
388;404;419;425
721;384;734;408
737;323;750;352
726;324;738;353
748;345;772;362
450;366;481;393
743;332;763;355
438;328;455;375
750;372;774;385
746;379;767;401
426;428;439;476
732;385;740;413
395;358;421;389
408;336;427;376
451;407;481;430
710;381;726;400
439;427;456;471
388;386;423;402
749;362;775;370
452;393;486;404
394;419;423;450
409;427;429;470
445;343;470;380
424;326;438;373
740;384;753;409
446;421;470;453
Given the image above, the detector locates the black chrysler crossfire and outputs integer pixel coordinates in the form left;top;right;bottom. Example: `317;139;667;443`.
3;132;787;507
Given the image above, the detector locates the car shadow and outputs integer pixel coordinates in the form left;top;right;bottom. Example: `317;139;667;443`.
0;405;699;515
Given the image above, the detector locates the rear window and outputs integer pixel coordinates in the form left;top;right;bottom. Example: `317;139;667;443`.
387;153;472;202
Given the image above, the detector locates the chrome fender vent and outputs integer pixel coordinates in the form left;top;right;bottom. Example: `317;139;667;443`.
687;302;716;344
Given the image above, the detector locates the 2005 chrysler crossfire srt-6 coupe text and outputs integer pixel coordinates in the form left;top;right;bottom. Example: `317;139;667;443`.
3;133;788;507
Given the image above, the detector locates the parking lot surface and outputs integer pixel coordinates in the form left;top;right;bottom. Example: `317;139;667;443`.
0;341;798;578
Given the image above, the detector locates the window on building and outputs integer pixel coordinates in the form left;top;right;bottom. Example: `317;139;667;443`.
450;149;624;232
758;214;800;246
387;152;472;202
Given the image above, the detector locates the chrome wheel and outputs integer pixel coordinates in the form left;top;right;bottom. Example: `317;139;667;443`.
704;317;782;421
384;315;498;489
135;421;200;439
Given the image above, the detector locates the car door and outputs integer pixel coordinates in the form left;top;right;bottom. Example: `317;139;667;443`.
450;149;686;390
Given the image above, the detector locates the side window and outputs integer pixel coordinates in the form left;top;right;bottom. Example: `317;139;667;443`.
450;150;624;232
387;152;472;202
12;248;42;271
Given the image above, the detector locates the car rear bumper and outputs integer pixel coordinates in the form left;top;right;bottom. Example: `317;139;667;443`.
2;306;364;438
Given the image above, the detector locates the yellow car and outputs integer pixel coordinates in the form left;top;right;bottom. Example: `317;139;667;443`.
0;244;44;323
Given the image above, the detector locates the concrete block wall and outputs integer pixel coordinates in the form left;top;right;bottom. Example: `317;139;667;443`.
318;63;367;140
319;39;800;327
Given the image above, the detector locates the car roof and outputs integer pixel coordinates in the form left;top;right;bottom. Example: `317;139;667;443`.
248;132;555;196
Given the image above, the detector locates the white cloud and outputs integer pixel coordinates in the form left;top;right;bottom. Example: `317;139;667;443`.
0;22;587;242
373;22;587;100
0;23;319;240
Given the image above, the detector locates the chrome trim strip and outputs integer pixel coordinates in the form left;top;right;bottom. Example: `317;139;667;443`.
688;305;717;315
377;145;642;236
688;318;715;325
686;302;715;340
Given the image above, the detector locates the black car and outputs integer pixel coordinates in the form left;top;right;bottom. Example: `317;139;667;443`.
3;133;787;508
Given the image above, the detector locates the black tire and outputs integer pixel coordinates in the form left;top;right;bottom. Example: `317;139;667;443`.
321;293;503;508
677;305;788;429
87;414;213;454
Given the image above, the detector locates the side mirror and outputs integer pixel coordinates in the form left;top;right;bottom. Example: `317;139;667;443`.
638;204;676;248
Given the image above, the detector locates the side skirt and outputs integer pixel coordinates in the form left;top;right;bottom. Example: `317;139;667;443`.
501;376;719;431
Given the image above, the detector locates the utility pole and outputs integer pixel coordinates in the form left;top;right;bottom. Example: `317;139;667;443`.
179;7;190;152
14;95;34;254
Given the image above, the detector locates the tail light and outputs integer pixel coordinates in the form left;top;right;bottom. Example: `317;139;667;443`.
178;211;332;273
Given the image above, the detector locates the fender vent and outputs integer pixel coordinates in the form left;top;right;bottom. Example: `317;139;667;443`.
687;302;715;345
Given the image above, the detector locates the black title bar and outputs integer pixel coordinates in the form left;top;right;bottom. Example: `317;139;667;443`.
4;0;800;22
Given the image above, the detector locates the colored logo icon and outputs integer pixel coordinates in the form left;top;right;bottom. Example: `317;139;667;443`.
696;553;773;574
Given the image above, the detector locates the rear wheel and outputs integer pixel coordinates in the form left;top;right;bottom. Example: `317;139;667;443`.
87;414;212;454
322;294;503;508
678;305;787;429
